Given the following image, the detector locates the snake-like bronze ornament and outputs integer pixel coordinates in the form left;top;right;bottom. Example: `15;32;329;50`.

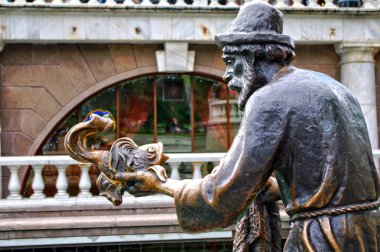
64;114;169;206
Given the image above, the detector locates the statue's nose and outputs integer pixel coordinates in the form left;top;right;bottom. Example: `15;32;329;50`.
223;72;233;83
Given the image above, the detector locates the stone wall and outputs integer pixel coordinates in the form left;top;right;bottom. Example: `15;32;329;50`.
0;44;159;156
0;43;340;157
292;45;340;79
0;43;226;196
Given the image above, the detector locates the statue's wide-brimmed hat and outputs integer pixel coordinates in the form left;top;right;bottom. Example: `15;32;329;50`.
215;3;295;50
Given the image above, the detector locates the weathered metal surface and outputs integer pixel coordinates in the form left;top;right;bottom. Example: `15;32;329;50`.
65;3;380;252
65;114;168;205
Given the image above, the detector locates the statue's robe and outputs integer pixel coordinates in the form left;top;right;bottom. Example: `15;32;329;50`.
174;67;380;251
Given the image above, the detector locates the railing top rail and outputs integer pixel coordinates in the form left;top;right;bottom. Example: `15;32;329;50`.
168;152;225;162
0;2;379;12
372;149;380;158
0;155;84;166
1;151;380;165
0;153;226;166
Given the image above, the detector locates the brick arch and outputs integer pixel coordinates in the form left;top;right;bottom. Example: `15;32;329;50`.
15;66;224;193
1;43;226;158
27;67;225;156
0;43;227;196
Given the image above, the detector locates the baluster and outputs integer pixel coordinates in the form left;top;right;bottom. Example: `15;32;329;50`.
192;0;207;6
7;166;22;200
244;0;266;4
275;0;288;7
176;0;186;5
0;164;2;199
14;0;26;4
324;0;336;7
140;0;152;5
170;162;181;180
234;103;238;120
226;0;237;8
308;0;320;7
88;0;100;5
123;0;134;5
30;165;46;199
209;0;220;6
78;164;92;198
70;0;82;5
34;0;46;4
292;0;305;7
363;0;376;7
192;163;203;180
55;165;69;199
230;102;236;119
158;0;169;5
51;0;63;5
210;106;214;119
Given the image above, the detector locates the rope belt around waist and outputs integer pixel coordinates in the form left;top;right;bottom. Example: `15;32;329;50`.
290;200;380;222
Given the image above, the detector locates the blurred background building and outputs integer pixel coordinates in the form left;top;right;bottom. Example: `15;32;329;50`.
0;0;380;250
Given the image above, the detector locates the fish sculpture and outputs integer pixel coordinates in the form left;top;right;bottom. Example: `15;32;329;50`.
64;113;169;206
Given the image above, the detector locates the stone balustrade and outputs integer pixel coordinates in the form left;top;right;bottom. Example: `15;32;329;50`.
209;98;243;125
1;6;378;46
0;0;378;8
0;153;229;248
1;152;379;247
1;151;380;200
0;153;225;200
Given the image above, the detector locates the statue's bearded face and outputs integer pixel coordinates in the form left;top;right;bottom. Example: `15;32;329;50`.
222;52;257;111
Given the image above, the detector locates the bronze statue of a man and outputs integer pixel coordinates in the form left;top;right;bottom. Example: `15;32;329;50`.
75;3;380;251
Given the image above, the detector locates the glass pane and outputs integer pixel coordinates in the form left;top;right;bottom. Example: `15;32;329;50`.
41;111;78;155
80;87;117;150
156;75;191;153
120;77;154;146
228;89;243;144
194;77;229;152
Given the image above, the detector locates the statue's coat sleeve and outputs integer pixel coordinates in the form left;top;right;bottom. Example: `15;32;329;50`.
174;91;289;232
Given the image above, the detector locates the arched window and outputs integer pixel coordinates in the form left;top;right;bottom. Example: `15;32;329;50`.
33;74;242;197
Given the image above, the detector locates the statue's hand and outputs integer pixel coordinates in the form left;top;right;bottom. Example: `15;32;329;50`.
113;165;168;197
257;177;281;203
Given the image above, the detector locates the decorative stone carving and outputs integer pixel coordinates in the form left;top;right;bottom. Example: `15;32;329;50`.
156;42;195;72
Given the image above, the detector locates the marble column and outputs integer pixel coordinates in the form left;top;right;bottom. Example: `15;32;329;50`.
335;43;380;151
0;43;4;198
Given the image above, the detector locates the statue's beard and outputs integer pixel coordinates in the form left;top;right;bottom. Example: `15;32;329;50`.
228;62;264;111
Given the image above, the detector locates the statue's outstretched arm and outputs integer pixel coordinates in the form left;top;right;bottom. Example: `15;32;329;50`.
169;94;290;232
113;167;186;197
